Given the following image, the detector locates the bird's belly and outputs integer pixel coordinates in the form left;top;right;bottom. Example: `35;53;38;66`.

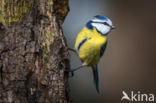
78;42;100;66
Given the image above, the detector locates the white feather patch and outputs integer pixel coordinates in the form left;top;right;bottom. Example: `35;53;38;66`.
91;23;111;35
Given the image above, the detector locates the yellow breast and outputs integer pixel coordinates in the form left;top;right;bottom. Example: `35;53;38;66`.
75;27;107;66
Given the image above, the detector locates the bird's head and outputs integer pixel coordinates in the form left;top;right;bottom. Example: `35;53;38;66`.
86;15;115;35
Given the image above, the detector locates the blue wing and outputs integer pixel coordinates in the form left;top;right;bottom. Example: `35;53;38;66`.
100;41;107;57
92;65;101;94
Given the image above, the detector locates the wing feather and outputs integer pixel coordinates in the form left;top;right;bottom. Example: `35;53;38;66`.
100;41;107;57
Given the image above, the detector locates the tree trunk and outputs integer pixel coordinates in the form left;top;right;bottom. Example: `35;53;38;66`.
0;0;70;103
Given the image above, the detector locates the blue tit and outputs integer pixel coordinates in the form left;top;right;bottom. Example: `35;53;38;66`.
67;15;115;93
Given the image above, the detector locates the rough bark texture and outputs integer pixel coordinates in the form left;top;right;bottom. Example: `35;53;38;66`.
0;0;70;103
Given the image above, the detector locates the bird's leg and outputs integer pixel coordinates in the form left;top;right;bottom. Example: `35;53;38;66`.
68;48;76;52
65;65;85;72
68;48;78;54
65;68;74;77
68;47;79;56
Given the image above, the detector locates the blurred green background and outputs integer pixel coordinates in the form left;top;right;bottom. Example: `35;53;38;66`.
63;0;156;103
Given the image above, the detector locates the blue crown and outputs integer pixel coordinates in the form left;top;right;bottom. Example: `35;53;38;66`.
94;15;108;21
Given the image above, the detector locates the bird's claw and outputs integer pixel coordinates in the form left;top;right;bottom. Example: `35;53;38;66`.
65;68;74;77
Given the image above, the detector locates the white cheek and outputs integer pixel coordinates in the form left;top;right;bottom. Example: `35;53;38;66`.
107;19;112;26
91;23;111;34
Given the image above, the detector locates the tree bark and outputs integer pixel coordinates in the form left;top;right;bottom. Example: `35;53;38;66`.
0;0;70;103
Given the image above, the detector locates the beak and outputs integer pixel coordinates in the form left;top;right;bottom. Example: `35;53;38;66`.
111;25;116;29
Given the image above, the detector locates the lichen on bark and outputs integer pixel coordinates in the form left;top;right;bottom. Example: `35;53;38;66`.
0;0;32;26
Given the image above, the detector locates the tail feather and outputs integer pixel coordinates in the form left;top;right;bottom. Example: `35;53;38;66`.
92;65;101;94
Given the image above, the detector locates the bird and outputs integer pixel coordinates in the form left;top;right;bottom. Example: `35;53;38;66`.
66;15;115;93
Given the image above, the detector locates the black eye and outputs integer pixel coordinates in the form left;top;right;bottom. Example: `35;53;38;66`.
103;22;109;25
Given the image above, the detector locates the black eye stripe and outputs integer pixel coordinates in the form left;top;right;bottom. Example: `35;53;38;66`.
93;22;110;26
